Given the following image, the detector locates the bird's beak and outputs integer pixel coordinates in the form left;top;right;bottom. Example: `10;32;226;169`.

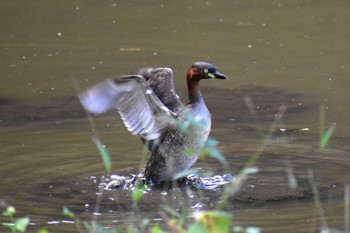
210;70;227;79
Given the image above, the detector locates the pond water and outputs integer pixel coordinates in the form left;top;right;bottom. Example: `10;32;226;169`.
1;0;349;232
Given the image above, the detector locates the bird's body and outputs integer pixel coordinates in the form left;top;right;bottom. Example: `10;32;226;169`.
79;62;227;182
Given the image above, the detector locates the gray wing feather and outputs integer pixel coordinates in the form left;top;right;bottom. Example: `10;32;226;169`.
79;75;174;140
134;67;185;113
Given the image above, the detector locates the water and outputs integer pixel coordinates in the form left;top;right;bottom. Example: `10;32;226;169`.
1;0;350;232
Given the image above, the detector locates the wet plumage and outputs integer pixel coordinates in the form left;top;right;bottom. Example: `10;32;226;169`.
79;62;227;182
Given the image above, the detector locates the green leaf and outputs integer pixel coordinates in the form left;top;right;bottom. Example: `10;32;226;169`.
206;138;219;146
208;147;226;163
83;221;91;230
15;217;30;232
188;222;209;233
92;136;112;172
62;206;75;218
178;208;189;227
200;138;226;163
37;228;49;233
151;224;163;233
319;123;336;149
3;206;16;217
132;185;147;203
193;211;232;233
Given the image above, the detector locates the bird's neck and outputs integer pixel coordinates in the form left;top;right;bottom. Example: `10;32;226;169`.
186;73;211;136
187;73;203;105
188;86;203;105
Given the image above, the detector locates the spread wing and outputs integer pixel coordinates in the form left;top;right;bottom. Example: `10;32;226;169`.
134;67;185;113
79;75;175;140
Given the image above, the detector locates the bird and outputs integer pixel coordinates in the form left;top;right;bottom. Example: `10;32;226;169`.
79;61;227;183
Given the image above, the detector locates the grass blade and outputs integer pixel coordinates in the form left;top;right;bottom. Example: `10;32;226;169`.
319;123;336;150
92;136;112;172
62;206;75;218
319;106;325;139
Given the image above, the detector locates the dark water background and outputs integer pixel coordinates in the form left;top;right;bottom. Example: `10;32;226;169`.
1;0;349;232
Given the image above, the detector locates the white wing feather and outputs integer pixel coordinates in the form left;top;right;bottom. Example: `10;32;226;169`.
79;75;174;140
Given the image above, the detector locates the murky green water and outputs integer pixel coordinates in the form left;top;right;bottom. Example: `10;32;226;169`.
1;0;350;232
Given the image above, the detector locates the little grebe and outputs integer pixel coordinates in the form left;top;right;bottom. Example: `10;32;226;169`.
79;62;227;182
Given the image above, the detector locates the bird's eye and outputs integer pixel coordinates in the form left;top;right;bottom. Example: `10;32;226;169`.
204;69;209;73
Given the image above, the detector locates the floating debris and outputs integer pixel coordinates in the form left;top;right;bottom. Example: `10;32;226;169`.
119;48;141;52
